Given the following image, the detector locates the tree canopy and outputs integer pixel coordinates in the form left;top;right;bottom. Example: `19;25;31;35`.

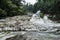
0;0;26;18
32;0;60;20
0;0;60;20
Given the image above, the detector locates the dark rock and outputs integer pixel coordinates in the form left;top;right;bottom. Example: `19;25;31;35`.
6;35;27;40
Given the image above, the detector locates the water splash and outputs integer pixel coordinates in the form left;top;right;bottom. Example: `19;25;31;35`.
30;10;60;32
30;10;44;25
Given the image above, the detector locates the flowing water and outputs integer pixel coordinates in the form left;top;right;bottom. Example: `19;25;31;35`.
0;10;60;40
30;10;60;32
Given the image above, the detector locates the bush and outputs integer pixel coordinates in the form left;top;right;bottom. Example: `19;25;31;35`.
0;0;27;18
0;9;7;17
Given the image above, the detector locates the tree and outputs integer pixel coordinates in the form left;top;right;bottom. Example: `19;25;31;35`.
33;0;60;20
0;0;26;18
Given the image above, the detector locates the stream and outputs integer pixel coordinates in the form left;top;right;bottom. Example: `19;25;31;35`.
0;10;60;40
0;31;60;40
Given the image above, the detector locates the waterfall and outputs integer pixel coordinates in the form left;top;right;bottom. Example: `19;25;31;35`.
30;10;60;32
30;10;53;25
30;10;44;25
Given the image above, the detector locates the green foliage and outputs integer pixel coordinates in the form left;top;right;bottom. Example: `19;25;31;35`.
40;13;44;18
33;0;60;20
0;9;7;17
0;0;26;18
24;4;34;12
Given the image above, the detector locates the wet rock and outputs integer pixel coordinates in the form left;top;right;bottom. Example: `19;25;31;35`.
6;32;27;40
6;32;60;40
0;15;32;31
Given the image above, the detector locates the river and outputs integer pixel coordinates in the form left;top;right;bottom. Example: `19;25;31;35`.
0;10;60;40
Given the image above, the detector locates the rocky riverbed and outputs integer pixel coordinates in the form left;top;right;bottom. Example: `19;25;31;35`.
0;15;60;40
0;15;33;31
6;31;60;40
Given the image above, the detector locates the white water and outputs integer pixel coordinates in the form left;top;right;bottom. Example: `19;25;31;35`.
30;10;60;32
0;10;60;40
0;31;26;40
30;10;44;25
